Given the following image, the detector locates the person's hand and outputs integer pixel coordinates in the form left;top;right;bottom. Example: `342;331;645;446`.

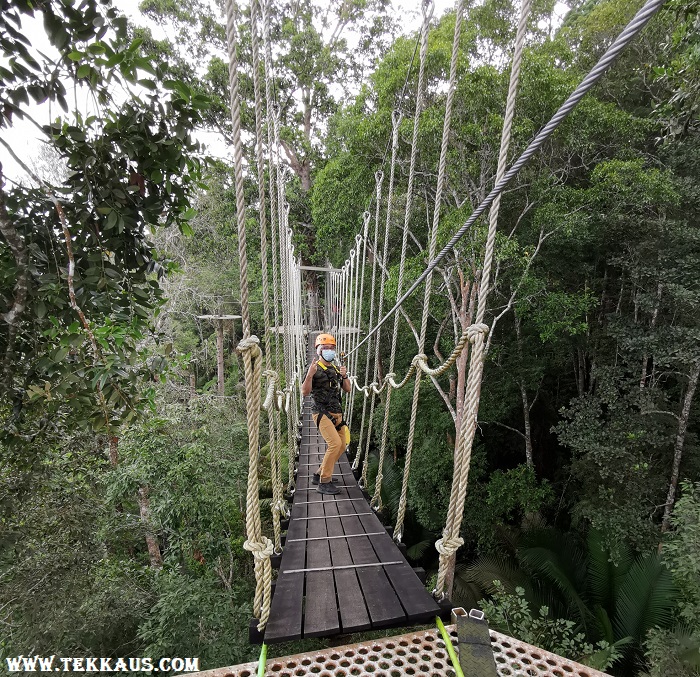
339;365;347;379
308;361;319;378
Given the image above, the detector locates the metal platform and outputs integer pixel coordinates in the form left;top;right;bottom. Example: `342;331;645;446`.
189;623;611;677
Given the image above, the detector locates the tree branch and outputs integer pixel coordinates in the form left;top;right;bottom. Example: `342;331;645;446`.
478;420;526;439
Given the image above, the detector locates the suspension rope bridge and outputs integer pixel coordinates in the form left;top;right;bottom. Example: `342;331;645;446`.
220;0;668;655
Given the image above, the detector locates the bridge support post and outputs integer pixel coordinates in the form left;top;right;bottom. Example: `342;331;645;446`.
455;607;499;677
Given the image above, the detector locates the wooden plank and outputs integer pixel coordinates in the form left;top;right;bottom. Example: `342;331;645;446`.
338;477;440;623
265;500;306;643
336;498;405;628
303;501;340;637
359;514;440;622
324;500;371;633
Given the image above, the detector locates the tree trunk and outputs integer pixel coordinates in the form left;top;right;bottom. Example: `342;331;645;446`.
661;359;700;533
109;436;119;467
138;485;163;568
305;271;319;329
189;369;197;398
514;314;534;467
216;319;225;396
520;382;534;468
640;283;663;391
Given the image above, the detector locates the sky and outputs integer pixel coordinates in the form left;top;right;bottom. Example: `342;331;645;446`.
0;0;571;182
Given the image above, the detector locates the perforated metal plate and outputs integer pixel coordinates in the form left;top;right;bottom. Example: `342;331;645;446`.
183;625;610;677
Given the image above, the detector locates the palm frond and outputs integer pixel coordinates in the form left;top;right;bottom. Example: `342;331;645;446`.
455;553;525;598
592;604;615;644
406;539;432;561
613;552;679;643
587;528;632;612
518;529;589;625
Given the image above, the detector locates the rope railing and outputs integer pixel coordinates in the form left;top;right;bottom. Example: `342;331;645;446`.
225;0;669;634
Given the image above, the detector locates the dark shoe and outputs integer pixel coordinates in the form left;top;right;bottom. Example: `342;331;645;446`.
317;482;340;495
312;473;338;485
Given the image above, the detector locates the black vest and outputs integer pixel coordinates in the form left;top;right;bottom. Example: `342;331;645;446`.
310;361;343;414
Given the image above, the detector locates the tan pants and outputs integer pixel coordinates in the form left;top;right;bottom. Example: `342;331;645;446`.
313;412;347;482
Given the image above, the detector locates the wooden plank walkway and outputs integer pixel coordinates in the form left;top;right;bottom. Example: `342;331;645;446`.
264;334;440;643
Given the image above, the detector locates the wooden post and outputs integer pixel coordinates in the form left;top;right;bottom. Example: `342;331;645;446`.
216;319;225;396
197;315;241;397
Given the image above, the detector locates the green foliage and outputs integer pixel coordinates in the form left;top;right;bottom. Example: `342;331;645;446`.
460;524;682;673
645;627;700;677
1;0;207;444
663;482;700;627
138;571;254;670
0;434;154;658
481;582;620;670
556;369;674;557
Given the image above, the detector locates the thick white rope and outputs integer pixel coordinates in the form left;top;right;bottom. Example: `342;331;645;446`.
225;0;272;627
354;175;383;471
362;113;401;489
434;0;532;597
250;0;285;555
372;0;433;510
394;0;463;544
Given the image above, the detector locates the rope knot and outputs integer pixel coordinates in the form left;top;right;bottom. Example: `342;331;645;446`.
237;335;261;356
435;536;464;557
243;536;274;561
412;353;429;370
272;499;289;518
262;369;279;383
466;323;489;344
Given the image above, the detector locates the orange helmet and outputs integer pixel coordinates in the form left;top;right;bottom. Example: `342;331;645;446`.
315;333;336;348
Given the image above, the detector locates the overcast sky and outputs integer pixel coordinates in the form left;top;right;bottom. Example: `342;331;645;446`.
0;0;571;182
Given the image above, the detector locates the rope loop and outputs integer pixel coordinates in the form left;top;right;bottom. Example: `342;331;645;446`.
435;535;464;557
391;109;402;128
356;232;364;246
363;211;371;228
422;0;435;20
243;536;275;561
375;170;384;185
467;323;489;343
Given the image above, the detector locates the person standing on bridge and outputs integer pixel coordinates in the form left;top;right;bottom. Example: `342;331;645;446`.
301;333;351;495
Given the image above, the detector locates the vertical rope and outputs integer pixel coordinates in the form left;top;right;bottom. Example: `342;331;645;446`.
354;174;383;470
348;225;367;432
435;0;532;597
250;0;285;555
394;0;464;544
260;0;286;507
372;0;433;510
261;0;282;378
362;114;401;489
225;0;272;628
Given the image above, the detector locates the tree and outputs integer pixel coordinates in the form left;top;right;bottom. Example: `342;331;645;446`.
1;0;206;448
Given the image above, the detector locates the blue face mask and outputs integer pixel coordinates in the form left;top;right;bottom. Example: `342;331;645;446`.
321;349;336;362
